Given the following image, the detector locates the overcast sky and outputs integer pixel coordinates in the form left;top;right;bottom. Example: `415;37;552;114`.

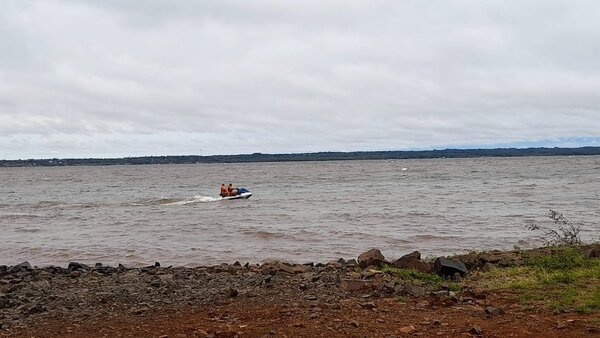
1;1;600;159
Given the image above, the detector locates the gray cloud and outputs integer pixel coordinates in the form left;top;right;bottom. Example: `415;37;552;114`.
1;0;600;159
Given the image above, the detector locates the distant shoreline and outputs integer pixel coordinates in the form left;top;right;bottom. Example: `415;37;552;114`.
1;146;599;167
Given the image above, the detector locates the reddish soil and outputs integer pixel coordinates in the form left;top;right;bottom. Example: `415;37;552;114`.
9;291;600;338
3;245;600;337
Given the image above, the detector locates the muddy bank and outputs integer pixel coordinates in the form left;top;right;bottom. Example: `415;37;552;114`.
1;245;599;337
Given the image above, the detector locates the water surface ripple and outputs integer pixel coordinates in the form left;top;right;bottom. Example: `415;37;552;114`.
1;156;598;266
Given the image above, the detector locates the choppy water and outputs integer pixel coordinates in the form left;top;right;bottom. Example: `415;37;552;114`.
1;156;599;266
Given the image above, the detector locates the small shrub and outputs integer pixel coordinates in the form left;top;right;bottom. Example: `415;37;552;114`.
527;210;582;246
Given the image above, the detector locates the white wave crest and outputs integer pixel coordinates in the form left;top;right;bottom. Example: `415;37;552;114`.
164;195;221;205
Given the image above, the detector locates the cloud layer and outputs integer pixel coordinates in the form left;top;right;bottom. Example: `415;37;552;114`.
2;1;600;159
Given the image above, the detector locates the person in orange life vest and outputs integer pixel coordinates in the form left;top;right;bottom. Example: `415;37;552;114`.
220;184;228;197
227;183;238;196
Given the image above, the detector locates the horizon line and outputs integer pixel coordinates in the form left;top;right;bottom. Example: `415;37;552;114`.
2;145;600;162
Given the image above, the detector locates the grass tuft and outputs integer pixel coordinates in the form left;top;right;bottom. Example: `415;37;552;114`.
381;265;461;291
526;246;589;270
474;249;600;313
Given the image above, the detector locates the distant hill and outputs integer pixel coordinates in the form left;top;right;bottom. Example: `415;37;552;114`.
1;147;599;167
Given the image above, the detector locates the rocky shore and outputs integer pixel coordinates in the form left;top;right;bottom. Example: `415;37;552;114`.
1;245;599;337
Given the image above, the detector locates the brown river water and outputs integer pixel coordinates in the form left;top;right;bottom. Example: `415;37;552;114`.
1;156;599;266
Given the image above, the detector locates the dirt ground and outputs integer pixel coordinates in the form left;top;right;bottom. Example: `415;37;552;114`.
7;290;600;338
2;246;600;337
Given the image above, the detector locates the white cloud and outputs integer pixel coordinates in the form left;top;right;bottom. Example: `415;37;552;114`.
1;0;600;159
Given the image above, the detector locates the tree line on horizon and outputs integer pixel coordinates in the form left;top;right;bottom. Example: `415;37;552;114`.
1;147;599;167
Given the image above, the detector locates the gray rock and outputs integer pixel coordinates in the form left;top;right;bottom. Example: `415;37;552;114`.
584;246;600;259
383;281;397;291
92;265;116;274
9;261;32;273
0;293;8;309
433;257;467;277
400;251;421;260
348;320;360;328
303;295;318;301
31;280;52;293
226;287;238;297
346;259;358;267
68;262;90;271
341;279;374;292
391;255;430;273
361;270;378;278
25;304;46;315
42;266;68;274
432;290;450;296
150;278;161;287
478;252;517;265
485;306;504;316
326;261;343;269
402;282;426;297
469;325;483;335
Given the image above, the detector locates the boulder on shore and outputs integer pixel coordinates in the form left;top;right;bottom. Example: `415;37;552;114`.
358;249;385;269
68;262;91;271
584;245;600;259
9;261;32;273
391;251;431;273
433;257;467;277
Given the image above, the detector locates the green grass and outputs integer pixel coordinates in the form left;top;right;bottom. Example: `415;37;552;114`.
576;287;600;313
526;246;590;270
549;286;578;312
519;291;546;303
380;265;461;291
381;265;443;282
473;248;600;313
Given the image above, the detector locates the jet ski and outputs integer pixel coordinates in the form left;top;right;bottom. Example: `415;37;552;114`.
221;188;252;200
221;192;252;200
